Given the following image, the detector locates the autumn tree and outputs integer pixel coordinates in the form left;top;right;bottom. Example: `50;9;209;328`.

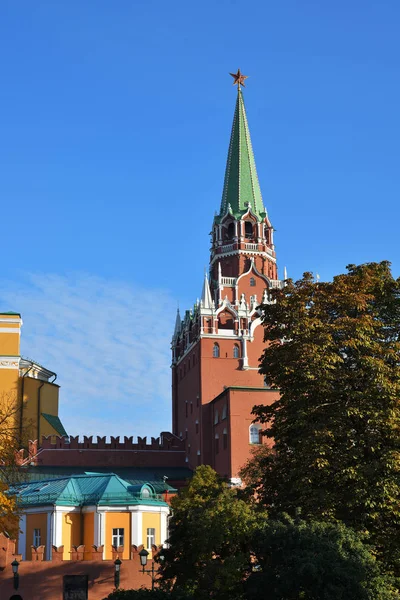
247;262;400;571
159;465;260;600
0;392;29;538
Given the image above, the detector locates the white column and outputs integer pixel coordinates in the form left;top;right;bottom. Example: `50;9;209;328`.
131;511;143;547
46;512;53;560
53;510;63;548
242;338;249;369
234;220;238;238
18;514;27;560
160;509;168;547
94;511;101;546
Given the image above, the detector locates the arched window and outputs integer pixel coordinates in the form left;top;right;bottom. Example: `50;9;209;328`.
245;221;253;239
249;424;262;445
195;419;199;434
250;277;256;287
213;343;220;358
233;344;240;359
214;409;219;425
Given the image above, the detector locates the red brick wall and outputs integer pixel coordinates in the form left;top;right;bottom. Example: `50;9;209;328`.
0;557;157;599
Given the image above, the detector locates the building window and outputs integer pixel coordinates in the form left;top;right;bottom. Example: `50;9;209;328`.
146;528;156;550
233;344;240;359
33;528;41;547
215;434;219;455
112;528;124;548
185;401;188;417
195;420;199;434
190;401;193;414
249;425;262;445
250;277;256;287
223;428;228;450
196;394;199;407
197;449;201;465
214;409;219;425
213;343;220;358
222;404;227;420
245;221;253;238
264;376;271;388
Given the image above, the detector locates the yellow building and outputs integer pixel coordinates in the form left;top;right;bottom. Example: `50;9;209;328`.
0;311;67;441
13;473;170;561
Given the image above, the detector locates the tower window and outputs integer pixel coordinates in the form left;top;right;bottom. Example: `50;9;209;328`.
233;344;240;359
185;401;188;418
250;277;256;287
223;428;228;450
195;420;199;434
213;343;220;358
227;222;234;240
222;404;227;420
214;409;219;425
245;221;253;239
249;424;262;445
215;434;219;455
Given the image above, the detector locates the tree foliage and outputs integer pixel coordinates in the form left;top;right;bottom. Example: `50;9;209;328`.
246;262;400;570
159;465;260;600
245;516;398;600
0;392;28;537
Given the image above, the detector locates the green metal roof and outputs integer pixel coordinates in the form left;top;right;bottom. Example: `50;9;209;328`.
218;89;267;222
41;413;68;437
11;473;170;508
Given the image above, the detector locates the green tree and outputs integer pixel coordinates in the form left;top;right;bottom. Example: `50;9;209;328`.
245;516;398;600
246;262;400;571
159;465;260;600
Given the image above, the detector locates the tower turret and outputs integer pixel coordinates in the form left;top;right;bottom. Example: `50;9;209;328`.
171;72;282;480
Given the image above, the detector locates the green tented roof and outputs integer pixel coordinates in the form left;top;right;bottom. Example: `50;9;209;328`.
11;473;170;508
219;89;267;222
41;413;68;437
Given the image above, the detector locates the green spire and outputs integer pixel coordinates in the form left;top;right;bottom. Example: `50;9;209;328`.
219;89;267;222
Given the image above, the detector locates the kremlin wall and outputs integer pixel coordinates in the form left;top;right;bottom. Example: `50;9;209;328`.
0;77;283;598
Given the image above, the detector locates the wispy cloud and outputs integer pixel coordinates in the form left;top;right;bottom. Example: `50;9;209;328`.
0;273;176;438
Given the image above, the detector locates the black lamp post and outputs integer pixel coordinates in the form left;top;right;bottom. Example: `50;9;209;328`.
139;547;163;591
11;559;19;590
114;557;122;589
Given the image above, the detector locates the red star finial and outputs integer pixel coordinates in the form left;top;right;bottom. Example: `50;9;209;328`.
229;69;248;89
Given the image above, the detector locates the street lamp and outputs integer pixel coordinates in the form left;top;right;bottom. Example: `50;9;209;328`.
139;547;162;591
114;558;122;589
11;559;19;590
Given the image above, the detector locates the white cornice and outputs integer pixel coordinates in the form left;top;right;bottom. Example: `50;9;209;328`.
0;328;21;334
211;248;276;266
0;356;20;369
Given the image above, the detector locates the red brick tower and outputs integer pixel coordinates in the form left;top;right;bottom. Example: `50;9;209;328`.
171;74;282;482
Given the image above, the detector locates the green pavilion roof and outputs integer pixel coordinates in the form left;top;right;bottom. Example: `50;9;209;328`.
218;89;267;223
11;472;170;508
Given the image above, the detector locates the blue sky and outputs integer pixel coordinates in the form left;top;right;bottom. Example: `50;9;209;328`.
1;1;399;438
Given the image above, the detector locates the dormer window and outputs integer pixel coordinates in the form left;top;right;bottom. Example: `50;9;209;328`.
233;344;240;359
